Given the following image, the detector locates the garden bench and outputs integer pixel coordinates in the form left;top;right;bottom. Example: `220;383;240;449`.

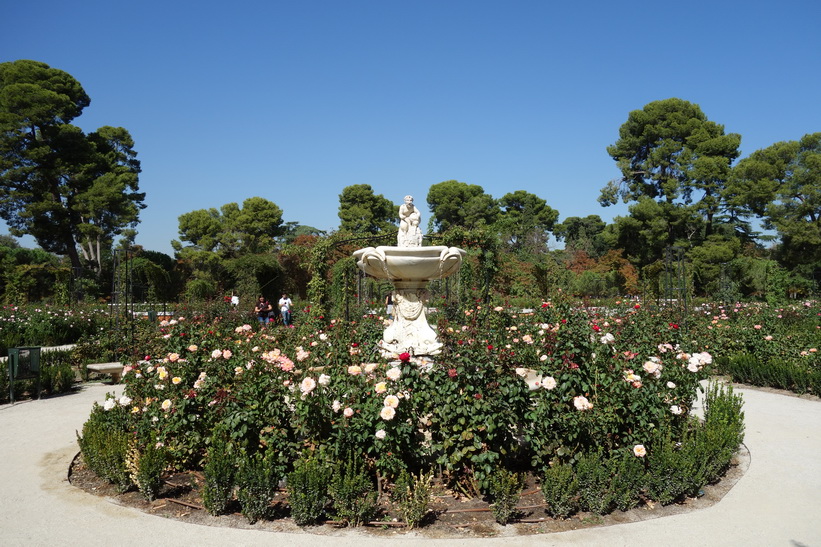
86;362;124;383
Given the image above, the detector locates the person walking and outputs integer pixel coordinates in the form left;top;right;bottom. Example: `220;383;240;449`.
278;293;293;327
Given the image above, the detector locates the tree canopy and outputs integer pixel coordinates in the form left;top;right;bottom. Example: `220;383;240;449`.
600;98;741;237
554;215;607;256
174;197;285;257
0;60;145;273
730;132;821;269
497;190;558;253
172;197;286;301
337;184;396;234
427;180;499;232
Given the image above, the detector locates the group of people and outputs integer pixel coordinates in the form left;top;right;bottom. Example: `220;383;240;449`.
254;294;293;327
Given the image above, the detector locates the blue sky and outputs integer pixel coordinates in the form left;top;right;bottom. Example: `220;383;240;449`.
3;0;819;256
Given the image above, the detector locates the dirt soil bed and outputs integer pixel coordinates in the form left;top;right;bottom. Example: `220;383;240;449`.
69;445;749;539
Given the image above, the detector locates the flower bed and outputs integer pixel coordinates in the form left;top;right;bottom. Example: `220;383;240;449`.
78;298;747;527
0;304;108;355
692;301;820;394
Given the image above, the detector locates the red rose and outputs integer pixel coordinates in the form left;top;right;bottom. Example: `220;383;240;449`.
634;304;641;309
399;352;411;362
448;368;458;378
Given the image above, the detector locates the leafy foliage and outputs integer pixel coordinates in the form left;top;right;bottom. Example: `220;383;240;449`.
427;180;499;232
201;427;236;516
392;469;433;529
329;454;378;526
77;400;134;493
486;469;524;524
287;454;332;526
541;462;578;518
236;449;281;524
337;184;397;234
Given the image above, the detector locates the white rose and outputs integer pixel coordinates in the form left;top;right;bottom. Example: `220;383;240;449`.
380;406;396;421
573;395;593;411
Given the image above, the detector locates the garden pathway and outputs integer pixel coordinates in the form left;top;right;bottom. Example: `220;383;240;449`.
0;382;819;546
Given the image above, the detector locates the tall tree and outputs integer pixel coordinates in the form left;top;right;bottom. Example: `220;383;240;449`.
600;98;741;237
729;133;821;269
600;198;703;268
497;190;558;253
337;184;396;234
172;197;285;300
173;197;285;257
0;60;145;274
554;215;607;256
427;180;499;232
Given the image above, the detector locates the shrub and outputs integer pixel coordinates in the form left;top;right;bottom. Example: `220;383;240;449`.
719;353;817;395
77;401;133;493
608;449;645;511
576;449;614;515
700;382;745;482
39;349;76;396
541;462;578;518
486;468;524;524
125;439;167;501
644;427;699;505
392;469;433;529
201;428;236;516
236;450;281;524
76;296;764;525
329;454;378;526
0;369;8;404
287;454;331;526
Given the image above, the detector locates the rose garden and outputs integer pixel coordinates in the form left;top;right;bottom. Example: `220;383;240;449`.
1;60;819;538
4;285;818;534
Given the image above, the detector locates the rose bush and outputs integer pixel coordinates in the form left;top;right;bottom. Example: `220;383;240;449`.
83;295;743;493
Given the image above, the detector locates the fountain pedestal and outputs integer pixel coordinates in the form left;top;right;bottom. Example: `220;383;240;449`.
353;245;465;356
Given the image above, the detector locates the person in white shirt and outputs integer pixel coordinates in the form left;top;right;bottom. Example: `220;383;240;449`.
278;293;293;327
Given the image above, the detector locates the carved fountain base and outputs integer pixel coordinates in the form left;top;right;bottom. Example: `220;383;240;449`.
381;281;441;356
353;245;465;357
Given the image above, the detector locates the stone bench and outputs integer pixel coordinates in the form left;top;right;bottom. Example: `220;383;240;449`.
86;363;125;383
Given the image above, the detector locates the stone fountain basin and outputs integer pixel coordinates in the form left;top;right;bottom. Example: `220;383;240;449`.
353;245;465;283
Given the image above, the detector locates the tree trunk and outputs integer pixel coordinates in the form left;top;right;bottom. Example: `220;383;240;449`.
95;236;102;272
66;241;83;276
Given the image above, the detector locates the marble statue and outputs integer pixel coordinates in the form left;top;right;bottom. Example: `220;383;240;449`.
397;195;423;247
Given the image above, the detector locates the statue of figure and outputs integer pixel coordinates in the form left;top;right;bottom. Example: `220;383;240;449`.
397;195;422;247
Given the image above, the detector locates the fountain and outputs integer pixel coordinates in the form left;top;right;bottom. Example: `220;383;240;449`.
353;195;465;356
